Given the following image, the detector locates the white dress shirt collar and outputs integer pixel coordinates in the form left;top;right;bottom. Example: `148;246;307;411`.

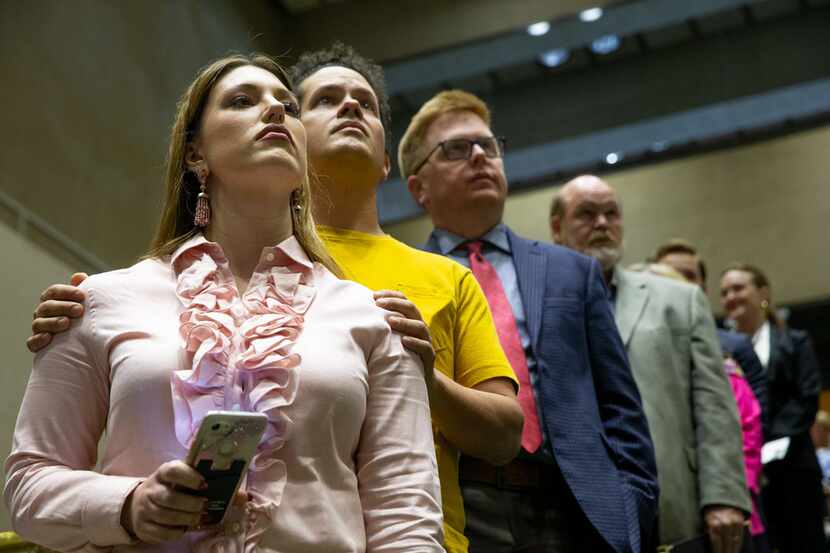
752;320;771;369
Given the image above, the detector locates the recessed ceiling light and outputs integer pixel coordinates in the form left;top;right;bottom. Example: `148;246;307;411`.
539;48;570;68
651;140;670;153
605;152;622;165
579;7;603;23
591;34;621;55
527;21;551;36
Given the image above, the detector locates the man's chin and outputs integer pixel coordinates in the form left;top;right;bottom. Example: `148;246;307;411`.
465;187;505;205
456;195;506;220
314;142;378;168
327;137;372;155
584;245;622;272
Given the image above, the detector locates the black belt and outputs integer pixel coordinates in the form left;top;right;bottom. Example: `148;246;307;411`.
459;455;563;490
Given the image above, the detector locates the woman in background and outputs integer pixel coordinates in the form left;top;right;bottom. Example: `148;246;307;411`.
721;263;823;553
4;53;443;553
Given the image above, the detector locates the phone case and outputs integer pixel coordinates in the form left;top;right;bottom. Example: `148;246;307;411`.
185;411;268;526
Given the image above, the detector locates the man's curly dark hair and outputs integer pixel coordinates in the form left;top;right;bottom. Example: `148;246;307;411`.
290;42;391;149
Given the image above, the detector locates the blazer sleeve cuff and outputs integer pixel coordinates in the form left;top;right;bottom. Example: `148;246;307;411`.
81;476;144;546
699;495;752;518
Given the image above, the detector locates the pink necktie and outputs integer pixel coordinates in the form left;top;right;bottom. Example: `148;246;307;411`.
465;241;542;453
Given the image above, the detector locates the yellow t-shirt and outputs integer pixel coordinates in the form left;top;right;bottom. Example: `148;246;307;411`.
317;226;516;553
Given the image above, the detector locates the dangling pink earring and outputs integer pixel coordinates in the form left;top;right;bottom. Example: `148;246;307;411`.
194;166;210;227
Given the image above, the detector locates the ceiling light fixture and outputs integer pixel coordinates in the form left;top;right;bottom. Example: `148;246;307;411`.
591;34;621;55
579;7;604;23
527;21;551;36
538;48;570;68
605;152;622;165
651;140;670;153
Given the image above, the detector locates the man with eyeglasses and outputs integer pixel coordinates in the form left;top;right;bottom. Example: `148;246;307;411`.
399;89;657;553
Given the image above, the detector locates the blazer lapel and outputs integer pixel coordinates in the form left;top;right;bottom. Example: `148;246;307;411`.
767;324;790;382
507;229;546;349
615;268;649;348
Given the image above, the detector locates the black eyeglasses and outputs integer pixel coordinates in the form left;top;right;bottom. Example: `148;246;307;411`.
411;136;507;175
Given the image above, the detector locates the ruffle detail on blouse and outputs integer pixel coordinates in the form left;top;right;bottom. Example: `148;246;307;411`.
172;251;237;448
236;267;315;550
170;236;316;552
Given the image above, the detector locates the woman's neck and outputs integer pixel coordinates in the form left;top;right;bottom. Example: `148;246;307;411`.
206;198;293;290
736;311;765;336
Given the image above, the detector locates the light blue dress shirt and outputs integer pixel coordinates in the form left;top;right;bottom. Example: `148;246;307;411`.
430;224;555;462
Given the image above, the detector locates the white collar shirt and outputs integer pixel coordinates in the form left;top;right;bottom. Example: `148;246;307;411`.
752;320;771;369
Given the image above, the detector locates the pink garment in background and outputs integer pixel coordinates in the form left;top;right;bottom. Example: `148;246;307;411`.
4;234;444;553
725;358;765;536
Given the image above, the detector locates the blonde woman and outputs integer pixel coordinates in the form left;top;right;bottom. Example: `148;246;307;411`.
720;263;822;553
4;54;443;553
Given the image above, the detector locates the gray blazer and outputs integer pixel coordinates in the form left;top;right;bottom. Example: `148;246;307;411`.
614;268;750;544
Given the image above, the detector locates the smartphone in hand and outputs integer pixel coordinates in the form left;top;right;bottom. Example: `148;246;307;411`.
185;411;268;526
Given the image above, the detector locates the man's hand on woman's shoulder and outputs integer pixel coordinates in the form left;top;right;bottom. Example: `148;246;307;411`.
27;272;88;353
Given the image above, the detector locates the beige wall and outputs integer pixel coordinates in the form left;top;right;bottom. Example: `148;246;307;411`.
385;125;830;312
0;0;288;269
0;223;76;531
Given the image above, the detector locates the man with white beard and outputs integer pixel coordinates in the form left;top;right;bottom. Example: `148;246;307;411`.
550;175;751;553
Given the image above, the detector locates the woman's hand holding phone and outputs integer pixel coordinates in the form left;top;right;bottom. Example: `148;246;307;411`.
121;460;207;544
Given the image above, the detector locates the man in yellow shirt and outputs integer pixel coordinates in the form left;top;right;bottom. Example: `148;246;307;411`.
28;44;521;553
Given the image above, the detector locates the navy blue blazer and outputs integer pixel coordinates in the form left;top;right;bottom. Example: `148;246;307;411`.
718;329;769;435
425;227;658;553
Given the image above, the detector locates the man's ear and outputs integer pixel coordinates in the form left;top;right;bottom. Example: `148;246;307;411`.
407;175;428;209
381;152;391;182
184;141;205;173
550;215;563;244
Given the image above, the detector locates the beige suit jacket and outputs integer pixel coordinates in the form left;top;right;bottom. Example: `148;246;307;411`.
614;268;750;544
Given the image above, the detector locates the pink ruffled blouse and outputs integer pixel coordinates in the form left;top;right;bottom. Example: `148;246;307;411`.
5;234;444;553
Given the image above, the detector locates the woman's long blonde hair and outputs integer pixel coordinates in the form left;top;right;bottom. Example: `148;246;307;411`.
147;53;340;276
